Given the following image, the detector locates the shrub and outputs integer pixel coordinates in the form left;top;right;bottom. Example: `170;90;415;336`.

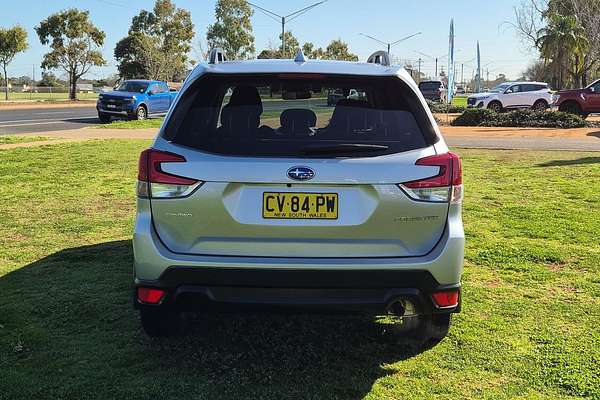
451;109;586;129
426;99;466;114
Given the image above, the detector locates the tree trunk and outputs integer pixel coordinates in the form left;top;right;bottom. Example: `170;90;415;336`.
3;65;8;101
70;71;77;101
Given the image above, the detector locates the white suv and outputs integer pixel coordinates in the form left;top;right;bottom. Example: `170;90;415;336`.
133;49;465;342
467;82;553;112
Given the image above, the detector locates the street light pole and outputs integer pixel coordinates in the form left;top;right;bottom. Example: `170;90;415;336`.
248;1;328;57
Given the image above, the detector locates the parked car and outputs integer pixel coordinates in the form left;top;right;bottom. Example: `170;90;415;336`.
96;80;178;123
553;78;600;119
326;88;363;106
456;85;466;94
466;81;553;112
133;50;465;342
418;80;447;102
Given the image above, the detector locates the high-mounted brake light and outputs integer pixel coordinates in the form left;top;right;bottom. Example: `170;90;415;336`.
399;152;463;203
137;148;201;198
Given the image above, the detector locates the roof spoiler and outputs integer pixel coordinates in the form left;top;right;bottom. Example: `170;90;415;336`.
366;51;390;67
208;48;227;64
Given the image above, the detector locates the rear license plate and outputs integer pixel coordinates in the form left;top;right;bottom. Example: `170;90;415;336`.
263;192;338;219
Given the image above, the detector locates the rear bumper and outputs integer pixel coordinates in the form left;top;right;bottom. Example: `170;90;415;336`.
135;267;461;314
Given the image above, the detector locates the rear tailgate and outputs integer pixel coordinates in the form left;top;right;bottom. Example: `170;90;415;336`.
150;146;449;258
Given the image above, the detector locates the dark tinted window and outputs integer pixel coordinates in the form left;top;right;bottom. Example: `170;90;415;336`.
163;74;435;158
116;81;148;93
522;84;547;92
419;81;442;91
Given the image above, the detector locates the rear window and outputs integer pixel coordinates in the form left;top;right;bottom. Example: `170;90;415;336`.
163;74;436;158
419;81;442;91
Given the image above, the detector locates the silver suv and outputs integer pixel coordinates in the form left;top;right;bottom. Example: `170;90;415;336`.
133;51;465;341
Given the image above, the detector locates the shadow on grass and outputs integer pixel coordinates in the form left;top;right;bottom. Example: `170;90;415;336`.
537;157;600;167
0;241;432;399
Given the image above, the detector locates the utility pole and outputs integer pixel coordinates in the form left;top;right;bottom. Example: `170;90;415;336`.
359;32;422;58
248;1;328;57
435;58;438;77
461;63;464;85
418;58;422;81
31;64;35;101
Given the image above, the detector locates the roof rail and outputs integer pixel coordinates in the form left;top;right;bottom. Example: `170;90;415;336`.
208;48;227;64
366;50;390;67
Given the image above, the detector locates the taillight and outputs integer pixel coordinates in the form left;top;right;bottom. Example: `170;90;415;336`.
137;148;201;198
399;152;463;203
137;287;166;304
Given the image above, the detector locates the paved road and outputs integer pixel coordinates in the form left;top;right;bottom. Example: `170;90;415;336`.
0;106;99;135
0;99;328;135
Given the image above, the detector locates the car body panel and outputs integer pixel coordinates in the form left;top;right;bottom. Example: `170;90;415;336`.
554;79;600;114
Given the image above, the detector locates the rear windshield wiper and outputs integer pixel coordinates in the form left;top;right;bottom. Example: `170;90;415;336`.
302;143;390;155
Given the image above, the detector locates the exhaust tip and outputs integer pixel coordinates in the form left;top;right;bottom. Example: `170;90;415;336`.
388;301;406;316
386;298;417;317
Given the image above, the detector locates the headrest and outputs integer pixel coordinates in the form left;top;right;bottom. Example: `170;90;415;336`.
227;85;263;113
280;108;317;128
220;105;261;133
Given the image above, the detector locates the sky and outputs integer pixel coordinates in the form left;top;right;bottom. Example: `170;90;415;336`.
3;0;539;82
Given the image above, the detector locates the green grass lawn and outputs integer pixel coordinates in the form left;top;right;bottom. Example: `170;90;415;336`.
0;140;599;399
0;135;52;144
452;96;468;107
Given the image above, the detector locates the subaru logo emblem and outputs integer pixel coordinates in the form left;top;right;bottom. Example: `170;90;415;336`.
287;166;315;181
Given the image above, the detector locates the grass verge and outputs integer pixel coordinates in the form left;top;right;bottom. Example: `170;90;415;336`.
0;135;52;145
0;140;598;399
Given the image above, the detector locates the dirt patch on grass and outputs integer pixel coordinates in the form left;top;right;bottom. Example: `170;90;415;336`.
441;125;598;138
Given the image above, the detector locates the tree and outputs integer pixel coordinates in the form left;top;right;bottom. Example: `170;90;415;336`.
511;0;598;88
520;60;554;82
302;42;325;59
38;71;61;87
0;25;28;100
278;31;300;58
536;12;588;88
35;9;105;100
206;0;254;60
115;0;194;81
324;39;358;61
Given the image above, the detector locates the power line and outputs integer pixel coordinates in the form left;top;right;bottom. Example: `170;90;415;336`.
359;32;422;56
247;1;328;55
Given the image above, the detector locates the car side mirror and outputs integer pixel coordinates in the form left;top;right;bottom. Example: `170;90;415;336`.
147;90;154;96
505;89;513;94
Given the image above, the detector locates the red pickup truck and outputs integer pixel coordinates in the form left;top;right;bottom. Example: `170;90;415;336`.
554;79;600;118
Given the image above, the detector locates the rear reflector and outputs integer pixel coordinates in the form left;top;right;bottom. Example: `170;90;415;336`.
399;152;463;203
432;290;460;308
137;148;201;198
137;287;166;304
